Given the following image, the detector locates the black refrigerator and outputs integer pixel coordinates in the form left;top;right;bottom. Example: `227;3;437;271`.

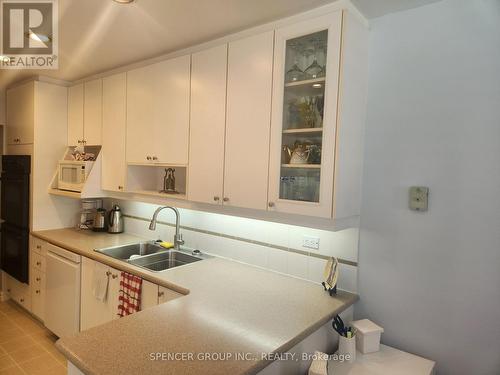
0;155;31;283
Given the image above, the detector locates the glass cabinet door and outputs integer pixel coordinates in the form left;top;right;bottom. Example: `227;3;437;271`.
269;12;343;217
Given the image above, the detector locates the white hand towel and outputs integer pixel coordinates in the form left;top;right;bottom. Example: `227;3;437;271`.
92;261;109;302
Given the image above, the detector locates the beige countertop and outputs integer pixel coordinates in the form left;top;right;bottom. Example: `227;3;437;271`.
32;228;358;375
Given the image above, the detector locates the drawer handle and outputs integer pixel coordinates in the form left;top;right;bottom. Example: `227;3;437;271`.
106;271;111;277
213;196;220;202
7;288;11;293
223;197;229;202
152;156;158;161
146;156;152;161
36;245;42;249
158;291;164;297
36;277;41;282
112;274;118;279
36;261;41;266
20;298;24;303
35;290;40;294
118;186;123;190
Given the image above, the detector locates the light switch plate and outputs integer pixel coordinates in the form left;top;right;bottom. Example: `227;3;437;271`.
303;236;320;250
409;186;429;211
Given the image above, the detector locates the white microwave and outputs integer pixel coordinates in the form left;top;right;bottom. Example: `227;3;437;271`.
58;160;94;192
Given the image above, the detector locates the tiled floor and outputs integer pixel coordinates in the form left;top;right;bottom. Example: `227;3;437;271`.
0;300;66;375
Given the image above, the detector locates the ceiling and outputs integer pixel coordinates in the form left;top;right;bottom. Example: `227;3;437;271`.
352;0;442;19
0;0;442;93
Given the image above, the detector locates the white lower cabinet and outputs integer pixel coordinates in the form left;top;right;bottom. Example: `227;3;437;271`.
158;286;182;304
4;273;31;311
30;268;45;321
80;257;177;331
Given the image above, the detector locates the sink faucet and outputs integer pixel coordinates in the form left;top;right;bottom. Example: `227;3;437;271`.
148;206;184;250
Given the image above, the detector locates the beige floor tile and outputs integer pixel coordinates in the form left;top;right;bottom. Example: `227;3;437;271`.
43;346;66;365
17;353;61;375
12;318;45;335
0;335;35;354
0;302;22;314
27;331;56;344
0;328;24;345
9;344;46;364
0;355;15;371
0;365;25;375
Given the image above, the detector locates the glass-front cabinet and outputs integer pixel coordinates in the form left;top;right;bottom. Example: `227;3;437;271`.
268;12;343;218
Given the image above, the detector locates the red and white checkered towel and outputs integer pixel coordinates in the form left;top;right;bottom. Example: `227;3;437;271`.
117;272;143;318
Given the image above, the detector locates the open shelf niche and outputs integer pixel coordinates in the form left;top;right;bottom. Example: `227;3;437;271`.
126;164;187;200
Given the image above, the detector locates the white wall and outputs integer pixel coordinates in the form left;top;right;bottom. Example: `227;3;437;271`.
356;1;500;374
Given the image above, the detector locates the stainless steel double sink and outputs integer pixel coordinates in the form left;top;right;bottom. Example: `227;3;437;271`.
94;241;210;272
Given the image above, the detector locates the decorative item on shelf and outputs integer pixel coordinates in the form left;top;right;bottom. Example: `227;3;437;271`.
322;257;339;296
160;168;179;194
307;144;322;164
284;142;310;164
282;145;292;164
283;141;322;165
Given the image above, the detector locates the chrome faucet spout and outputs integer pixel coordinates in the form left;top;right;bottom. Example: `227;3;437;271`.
148;206;184;249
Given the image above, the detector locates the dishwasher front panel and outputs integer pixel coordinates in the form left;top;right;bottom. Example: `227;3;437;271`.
45;245;81;338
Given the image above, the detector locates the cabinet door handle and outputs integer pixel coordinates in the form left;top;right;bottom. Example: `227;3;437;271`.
268;202;275;208
118;186;123;190
223;197;229;202
20;298;24;303
36;277;41;282
213;196;220;202
106;271;111;277
36;290;40;294
36;245;42;249
7;288;11;293
158;291;164;298
36;261;41;266
152;156;158;161
112;274;118;279
146;156;152;161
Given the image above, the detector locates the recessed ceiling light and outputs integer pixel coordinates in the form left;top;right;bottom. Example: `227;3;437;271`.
113;0;135;3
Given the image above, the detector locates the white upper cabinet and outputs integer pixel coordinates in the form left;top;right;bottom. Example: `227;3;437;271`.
188;44;228;205
83;79;103;145
223;31;274;210
68;80;102;146
268;12;343;218
102;73;127;192
126;55;191;165
67;84;84;146
6;81;34;145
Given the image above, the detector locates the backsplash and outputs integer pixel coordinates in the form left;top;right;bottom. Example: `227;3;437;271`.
107;199;359;293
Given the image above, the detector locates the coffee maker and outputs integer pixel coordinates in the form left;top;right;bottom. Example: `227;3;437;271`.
78;199;102;230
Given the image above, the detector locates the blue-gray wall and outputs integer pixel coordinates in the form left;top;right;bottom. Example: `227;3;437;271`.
356;1;500;374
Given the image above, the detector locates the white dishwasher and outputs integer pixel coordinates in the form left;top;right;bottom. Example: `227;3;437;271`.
45;243;81;338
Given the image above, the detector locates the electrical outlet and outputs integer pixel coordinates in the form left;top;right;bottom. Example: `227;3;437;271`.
409;186;429;211
303;236;320;250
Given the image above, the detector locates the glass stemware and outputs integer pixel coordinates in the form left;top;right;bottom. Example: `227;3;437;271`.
304;37;326;79
286;61;305;83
